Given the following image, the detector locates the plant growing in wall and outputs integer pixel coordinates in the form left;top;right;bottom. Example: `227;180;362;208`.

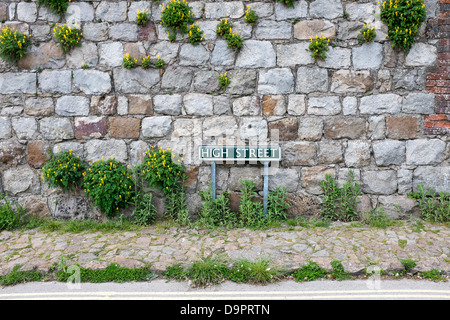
216;19;243;51
160;0;194;42
139;147;186;195
141;55;152;69
187;22;204;46
0;26;30;65
307;34;330;61
379;0;426;53
41;148;85;191
123;53;138;69
82;158;135;217
274;0;298;9
219;72;229;91
37;0;70;17
136;9;150;27
357;23;377;43
53;23;83;53
155;55;165;69
244;6;259;26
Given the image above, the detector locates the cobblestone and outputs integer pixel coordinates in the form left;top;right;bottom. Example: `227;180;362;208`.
0;222;448;276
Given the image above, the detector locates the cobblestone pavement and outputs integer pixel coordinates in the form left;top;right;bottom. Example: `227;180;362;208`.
0;222;449;276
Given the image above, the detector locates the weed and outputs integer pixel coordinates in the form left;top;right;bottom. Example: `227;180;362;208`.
419;269;446;282
330;260;352;281
292;261;328;282
0;194;27;231
185;257;231;287
408;184;449;223
0;265;42;286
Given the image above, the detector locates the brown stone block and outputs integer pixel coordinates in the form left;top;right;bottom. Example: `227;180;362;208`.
0;139;26;166
386;117;419;139
27;140;49;168
324;117;366;139
269;117;298;141
128;95;153;115
109;117;141;139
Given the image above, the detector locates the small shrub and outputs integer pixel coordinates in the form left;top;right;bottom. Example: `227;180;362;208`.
37;0;70;17
136;9;150;27
267;186;290;221
0;26;31;65
244;6;259;26
358;23;377;43
219;72;229;91
379;0;426;53
408;184;450;223
123;53;137;69
0;194;26;231
198;186;234;228
132;192;157;226
41;149;85;191
187;22;204;46
362;207;394;228
160;0;194;42
308;34;330;61
82;158;135;217
53;24;83;53
399;258;417;274
320;170;360;222
141;55;152;69
140;147;185;196
238;180;265;228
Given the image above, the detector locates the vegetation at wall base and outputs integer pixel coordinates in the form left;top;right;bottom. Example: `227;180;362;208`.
320;170;360;222
0;194;26;231
41;148;85;191
123;53;137;69
408;184;450;223
82;158;135;218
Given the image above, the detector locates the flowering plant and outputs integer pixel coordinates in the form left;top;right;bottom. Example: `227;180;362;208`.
188;22;204;46
160;0;194;42
0;26;30;65
53;24;83;53
379;0;426;53
139;147;185;196
82;158;135;217
123;53;137;69
136;9;150;27
41;148;85;191
244;6;259;26
141;55;152;69
216;19;243;51
357;23;377;43
219;72;229;91
308;34;329;61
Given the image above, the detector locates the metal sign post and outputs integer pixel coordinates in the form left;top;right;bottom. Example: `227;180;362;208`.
199;146;281;215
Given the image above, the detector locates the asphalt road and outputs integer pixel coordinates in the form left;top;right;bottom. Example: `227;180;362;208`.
1;279;449;300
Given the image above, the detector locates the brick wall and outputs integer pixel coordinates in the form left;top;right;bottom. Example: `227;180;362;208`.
425;0;450;134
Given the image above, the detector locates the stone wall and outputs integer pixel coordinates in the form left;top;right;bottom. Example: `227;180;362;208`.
0;0;448;220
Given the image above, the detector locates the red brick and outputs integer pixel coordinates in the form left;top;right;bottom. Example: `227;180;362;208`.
435;120;450;127
436;80;450;86
425;114;446;121
424;121;435;128
438;52;450;59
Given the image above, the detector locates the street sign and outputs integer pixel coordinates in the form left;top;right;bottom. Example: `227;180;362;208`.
199;146;281;162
